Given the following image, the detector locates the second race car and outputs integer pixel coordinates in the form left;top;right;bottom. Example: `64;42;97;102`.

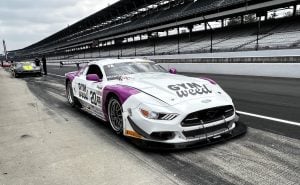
11;61;42;77
65;58;246;149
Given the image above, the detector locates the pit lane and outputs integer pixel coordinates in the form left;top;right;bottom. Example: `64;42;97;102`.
1;66;299;185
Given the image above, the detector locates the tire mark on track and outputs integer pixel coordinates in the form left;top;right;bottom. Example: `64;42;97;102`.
151;153;234;185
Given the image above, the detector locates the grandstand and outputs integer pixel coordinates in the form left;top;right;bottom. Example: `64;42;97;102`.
8;0;300;60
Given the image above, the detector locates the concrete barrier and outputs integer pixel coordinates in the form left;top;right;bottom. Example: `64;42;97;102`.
158;63;300;78
45;48;300;78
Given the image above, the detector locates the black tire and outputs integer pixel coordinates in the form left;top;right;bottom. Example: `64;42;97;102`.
108;97;123;135
66;81;81;107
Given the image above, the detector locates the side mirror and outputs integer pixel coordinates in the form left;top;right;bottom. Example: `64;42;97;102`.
169;68;177;74
86;74;102;82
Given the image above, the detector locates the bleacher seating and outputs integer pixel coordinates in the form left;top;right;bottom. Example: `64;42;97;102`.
26;0;299;60
97;18;300;57
61;0;254;47
56;16;300;60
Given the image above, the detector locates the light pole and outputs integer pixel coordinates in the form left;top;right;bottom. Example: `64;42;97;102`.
256;16;261;51
202;15;213;53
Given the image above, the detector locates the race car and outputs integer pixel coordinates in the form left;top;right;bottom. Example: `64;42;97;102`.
1;61;11;68
11;61;42;77
65;58;246;149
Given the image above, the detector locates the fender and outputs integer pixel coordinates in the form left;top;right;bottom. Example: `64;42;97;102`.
65;71;80;89
65;71;79;81
65;65;88;86
102;85;139;118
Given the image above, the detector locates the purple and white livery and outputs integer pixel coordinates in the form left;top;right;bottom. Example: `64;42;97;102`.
65;58;246;149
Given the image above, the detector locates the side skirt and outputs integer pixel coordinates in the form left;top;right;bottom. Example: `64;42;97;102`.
79;99;107;121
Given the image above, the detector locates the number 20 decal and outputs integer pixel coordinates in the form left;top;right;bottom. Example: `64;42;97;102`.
90;91;101;106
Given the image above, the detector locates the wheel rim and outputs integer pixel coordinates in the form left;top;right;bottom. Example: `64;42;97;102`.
108;99;123;132
67;84;74;104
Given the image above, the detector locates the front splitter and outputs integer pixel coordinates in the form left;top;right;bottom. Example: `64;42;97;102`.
128;121;247;150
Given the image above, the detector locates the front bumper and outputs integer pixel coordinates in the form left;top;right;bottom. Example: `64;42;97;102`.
128;121;247;150
17;70;41;74
126;114;247;149
15;70;42;76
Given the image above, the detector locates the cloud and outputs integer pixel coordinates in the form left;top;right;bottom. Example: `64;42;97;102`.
0;0;119;53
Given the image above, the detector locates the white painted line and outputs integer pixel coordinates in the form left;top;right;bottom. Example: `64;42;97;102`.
48;73;65;78
237;110;300;127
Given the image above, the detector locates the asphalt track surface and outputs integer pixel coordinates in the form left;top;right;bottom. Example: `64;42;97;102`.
9;65;300;185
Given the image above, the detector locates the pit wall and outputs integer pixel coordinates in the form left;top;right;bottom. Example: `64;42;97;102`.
157;63;300;78
145;50;300;78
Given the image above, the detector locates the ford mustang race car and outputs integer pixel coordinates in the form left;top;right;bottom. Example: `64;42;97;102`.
11;62;42;77
65;58;246;149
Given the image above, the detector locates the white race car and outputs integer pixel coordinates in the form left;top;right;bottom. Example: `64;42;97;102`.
65;58;246;149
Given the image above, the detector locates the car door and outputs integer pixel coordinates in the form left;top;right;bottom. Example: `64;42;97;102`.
77;64;105;120
73;66;89;103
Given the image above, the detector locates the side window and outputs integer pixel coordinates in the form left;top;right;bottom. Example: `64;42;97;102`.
86;65;103;79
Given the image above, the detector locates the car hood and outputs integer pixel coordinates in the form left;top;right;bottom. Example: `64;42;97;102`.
15;65;40;71
116;72;228;105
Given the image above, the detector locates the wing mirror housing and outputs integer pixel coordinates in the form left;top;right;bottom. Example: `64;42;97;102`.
169;68;177;74
86;74;102;82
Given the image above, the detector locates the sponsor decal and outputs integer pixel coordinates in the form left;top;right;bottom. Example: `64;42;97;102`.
168;83;212;98
119;76;132;81
78;83;88;100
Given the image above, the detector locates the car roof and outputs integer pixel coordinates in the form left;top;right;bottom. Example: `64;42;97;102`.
88;58;153;67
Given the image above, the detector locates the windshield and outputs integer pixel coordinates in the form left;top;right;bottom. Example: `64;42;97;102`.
104;62;166;80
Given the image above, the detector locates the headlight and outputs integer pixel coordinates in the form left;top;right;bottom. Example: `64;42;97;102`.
140;108;159;119
139;108;178;120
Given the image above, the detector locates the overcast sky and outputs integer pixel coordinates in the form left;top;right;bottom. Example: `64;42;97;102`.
0;0;119;54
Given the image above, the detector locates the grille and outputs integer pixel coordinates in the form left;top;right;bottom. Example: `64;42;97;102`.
182;122;229;138
181;105;234;127
158;113;178;120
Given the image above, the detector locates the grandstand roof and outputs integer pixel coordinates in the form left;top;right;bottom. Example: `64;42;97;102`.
24;0;163;49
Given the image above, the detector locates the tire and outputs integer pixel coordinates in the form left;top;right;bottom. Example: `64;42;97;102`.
66;81;81;107
108;97;123;135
